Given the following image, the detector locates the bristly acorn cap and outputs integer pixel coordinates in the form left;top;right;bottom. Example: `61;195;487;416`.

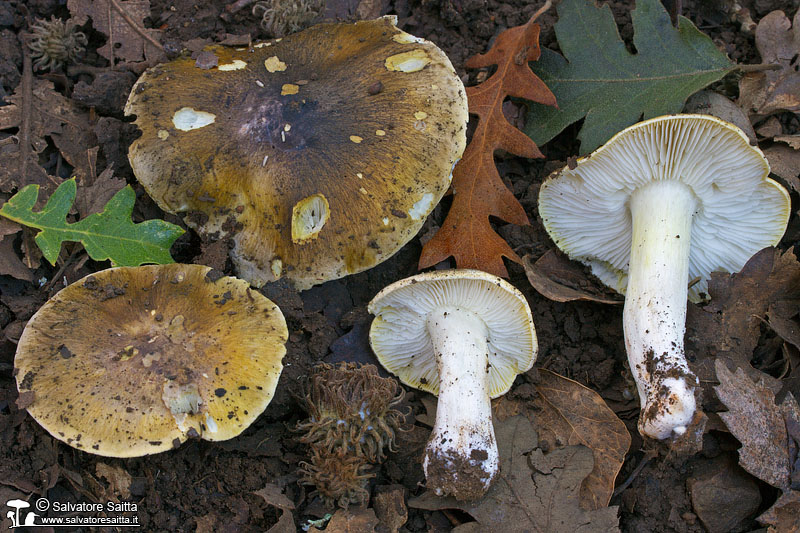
125;16;467;290
14;264;288;457
538;114;790;302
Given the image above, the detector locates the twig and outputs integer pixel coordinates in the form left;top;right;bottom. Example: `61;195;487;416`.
108;0;165;53
736;63;782;72
612;449;657;498
226;0;257;13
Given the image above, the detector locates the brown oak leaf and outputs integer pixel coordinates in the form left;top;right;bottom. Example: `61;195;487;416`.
738;8;800;117
408;416;620;532
67;0;164;64
418;6;557;277
522;250;622;305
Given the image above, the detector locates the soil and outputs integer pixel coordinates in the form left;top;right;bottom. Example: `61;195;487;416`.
1;0;798;532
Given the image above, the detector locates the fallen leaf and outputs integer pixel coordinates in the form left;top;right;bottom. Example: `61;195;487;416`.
757;116;785;139
0;177;184;266
67;0;164;64
525;0;734;154
764;144;800;191
777;135;800;150
75;164;126;218
418;6;556;277
95;463;132;499
0;218;32;282
373;485;407;533
310;508;378;532
253;483;296;533
532;369;630;510
686;247;800;387
408;416;621;532
738;8;800;117
714;359;791;490
759;490;800;531
684;90;757;143
0;79;81;194
522;251;622;305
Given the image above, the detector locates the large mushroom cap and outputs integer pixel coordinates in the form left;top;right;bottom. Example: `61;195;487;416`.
15;264;288;457
126;16;467;290
538;114;790;302
368;269;537;398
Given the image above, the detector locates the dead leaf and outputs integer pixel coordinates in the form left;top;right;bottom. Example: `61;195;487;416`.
253;483;295;533
522;251;622;305
67;0;164;64
419;7;557;277
738;8;800;116
0;233;33;282
765;144;800;190
757;116;784;139
373;485;407;533
686;247;800;387
532;369;630;510
684;90;757;143
777;135;800;150
75;165;126;218
310;509;378;532
95;463;132;499
759;490;800;531
409;416;620;532
714;359;791;490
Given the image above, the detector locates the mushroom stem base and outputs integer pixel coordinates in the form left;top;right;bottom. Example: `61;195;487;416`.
625;180;699;440
423;306;498;500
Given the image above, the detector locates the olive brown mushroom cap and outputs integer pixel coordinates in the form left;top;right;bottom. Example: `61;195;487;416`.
125;16;467;290
368;269;537;398
14;264;288;457
538;114;790;302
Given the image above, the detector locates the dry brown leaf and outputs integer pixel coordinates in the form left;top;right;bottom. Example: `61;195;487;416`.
372;485;407;533
532;369;630;510
777;135;800;150
684;90;757;143
253;483;296;533
310;509;378;532
738;8;800;116
522;251;622;305
67;0;164;64
764;144;800;191
686;247;800;388
714;359;791;490
0;219;32;282
408;416;620;532
95;463;132;499
418;7;557;277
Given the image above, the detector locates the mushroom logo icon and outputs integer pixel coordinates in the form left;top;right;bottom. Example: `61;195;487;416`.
5;499;36;528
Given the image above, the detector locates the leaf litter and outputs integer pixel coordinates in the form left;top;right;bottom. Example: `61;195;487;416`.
418;2;556;277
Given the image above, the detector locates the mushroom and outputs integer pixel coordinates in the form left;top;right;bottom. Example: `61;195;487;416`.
538;114;790;439
368;269;537;500
14;264;288;457
125;16;467;290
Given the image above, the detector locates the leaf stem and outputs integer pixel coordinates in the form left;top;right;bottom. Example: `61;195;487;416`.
109;0;165;54
736;63;782;72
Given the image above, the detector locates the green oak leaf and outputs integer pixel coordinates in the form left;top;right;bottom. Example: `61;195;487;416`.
0;178;184;266
524;0;735;155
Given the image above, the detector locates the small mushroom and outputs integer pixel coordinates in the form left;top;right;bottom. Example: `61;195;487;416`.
538;114;790;439
14;264;288;457
125;16;467;290
368;269;537;500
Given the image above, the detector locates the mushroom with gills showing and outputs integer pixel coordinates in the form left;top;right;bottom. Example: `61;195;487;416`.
14;264;288;457
537;114;790;439
125;16;467;290
368;269;537;500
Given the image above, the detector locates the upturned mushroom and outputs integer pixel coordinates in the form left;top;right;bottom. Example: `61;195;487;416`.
125;16;467;290
368;269;537;500
14;264;288;457
538;114;790;439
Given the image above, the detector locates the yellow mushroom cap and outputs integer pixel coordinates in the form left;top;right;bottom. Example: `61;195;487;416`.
125;16;468;290
368;269;537;398
14;264;288;457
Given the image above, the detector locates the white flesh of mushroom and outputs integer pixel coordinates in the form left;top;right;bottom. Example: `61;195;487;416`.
626;179;699;439
422;306;498;496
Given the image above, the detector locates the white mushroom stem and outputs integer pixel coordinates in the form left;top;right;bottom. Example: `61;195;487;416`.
625;180;700;440
422;306;498;500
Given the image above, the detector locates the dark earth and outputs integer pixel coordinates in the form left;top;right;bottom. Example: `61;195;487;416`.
1;0;799;531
